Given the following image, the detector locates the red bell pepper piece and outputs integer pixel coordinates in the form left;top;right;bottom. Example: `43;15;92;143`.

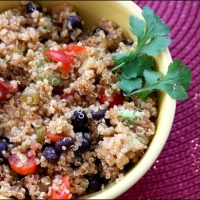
8;153;37;175
46;132;66;142
49;175;71;199
62;43;86;55
99;89;124;108
44;50;74;76
0;80;18;101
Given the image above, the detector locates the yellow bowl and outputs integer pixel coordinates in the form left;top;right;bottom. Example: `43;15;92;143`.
0;1;176;199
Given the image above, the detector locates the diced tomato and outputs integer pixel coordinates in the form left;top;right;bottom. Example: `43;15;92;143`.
99;89;125;108
62;44;86;55
44;50;74;76
61;90;78;101
8;153;36;175
46;132;66;142
0;80;18;101
44;44;86;77
50;175;71;199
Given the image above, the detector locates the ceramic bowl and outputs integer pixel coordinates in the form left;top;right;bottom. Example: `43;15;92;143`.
0;1;176;199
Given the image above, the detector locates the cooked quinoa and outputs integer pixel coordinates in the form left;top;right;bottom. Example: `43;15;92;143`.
0;1;158;199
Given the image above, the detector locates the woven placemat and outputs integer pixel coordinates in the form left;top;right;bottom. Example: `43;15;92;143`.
118;1;200;199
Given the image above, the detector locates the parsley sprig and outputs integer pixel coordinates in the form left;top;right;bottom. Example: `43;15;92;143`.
112;6;192;101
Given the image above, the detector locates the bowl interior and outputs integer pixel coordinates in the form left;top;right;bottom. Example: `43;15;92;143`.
0;1;176;199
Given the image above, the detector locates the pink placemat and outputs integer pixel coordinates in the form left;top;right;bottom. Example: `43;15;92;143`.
118;1;200;199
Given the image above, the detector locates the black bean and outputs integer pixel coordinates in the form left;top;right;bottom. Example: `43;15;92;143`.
79;137;90;153
91;109;106;120
105;118;111;126
26;2;42;13
67;15;82;30
123;39;133;46
93;27;104;35
88;175;103;192
55;137;74;152
40;37;49;44
71;110;88;132
42;146;60;163
0;140;8;158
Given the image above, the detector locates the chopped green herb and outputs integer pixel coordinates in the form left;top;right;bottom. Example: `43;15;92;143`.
22;89;40;105
51;77;61;86
44;27;51;33
119;109;135;123
112;6;192;100
36;125;45;143
47;76;61;86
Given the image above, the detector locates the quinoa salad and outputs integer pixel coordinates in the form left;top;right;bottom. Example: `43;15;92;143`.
0;1;158;199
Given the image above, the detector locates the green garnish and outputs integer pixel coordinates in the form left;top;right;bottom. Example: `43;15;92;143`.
112;6;171;72
44;26;52;33
51;77;61;86
112;6;192;101
119;109;135;123
47;76;61;86
130;60;192;100
36;125;45;143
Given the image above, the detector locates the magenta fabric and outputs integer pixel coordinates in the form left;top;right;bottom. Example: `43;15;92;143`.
117;1;200;199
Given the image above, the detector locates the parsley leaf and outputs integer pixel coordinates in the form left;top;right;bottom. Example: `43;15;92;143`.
118;75;142;96
112;6;192;101
138;6;171;39
129;6;171;56
130;60;192;100
112;6;171;72
121;54;155;79
112;52;132;66
135;36;171;56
